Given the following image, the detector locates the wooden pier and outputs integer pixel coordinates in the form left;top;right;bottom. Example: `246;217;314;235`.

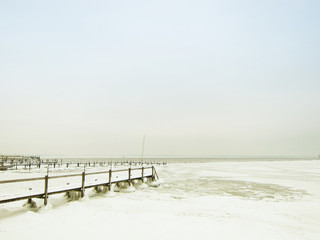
0;166;159;206
0;155;41;170
0;158;167;171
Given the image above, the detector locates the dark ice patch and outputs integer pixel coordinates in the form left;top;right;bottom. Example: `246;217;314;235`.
164;177;307;201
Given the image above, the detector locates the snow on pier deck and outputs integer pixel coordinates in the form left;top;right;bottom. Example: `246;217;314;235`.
0;166;158;205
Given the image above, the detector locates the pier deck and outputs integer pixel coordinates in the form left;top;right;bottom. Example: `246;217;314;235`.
0;166;158;205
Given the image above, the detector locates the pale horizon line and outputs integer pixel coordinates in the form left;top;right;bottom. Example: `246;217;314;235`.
1;154;317;159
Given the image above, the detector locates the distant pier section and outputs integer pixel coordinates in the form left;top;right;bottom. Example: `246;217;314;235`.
0;155;41;170
0;155;167;171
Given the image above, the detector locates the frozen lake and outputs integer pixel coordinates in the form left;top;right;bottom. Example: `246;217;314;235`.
0;159;319;240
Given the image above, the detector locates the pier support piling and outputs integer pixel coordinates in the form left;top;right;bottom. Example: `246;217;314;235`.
81;172;85;197
44;175;49;205
108;169;112;191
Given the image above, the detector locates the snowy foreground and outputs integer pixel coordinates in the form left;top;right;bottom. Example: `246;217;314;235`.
1;160;320;240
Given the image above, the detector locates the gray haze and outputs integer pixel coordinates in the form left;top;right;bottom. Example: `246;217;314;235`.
1;0;319;157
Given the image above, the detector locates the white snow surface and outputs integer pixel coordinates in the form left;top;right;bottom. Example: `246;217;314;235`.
0;160;320;240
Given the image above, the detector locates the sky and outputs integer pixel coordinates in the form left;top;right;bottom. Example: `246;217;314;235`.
0;0;319;157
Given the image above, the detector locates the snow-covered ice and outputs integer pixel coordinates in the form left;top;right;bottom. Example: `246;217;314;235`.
0;159;319;240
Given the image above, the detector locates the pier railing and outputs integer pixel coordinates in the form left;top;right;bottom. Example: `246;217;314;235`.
1;160;167;171
0;166;158;206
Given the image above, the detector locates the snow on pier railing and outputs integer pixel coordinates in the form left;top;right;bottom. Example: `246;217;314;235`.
0;166;159;206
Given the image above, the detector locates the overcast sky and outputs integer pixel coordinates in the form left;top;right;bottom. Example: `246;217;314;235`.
1;0;319;157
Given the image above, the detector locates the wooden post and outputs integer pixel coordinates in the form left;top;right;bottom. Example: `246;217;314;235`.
44;175;49;205
81;172;85;197
127;167;131;186
152;166;155;181
141;167;144;178
108;169;112;191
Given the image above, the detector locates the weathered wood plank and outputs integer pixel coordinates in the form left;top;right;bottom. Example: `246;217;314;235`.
48;173;82;179
0;194;44;204
85;171;109;176
0;177;45;184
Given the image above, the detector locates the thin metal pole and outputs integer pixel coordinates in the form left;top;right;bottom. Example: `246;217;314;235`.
141;135;145;162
